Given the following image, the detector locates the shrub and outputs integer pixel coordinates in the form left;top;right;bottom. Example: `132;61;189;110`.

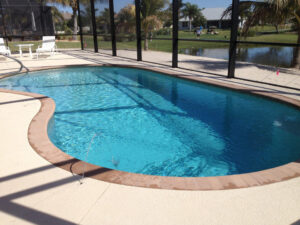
115;34;136;42
116;36;125;42
155;28;171;36
128;34;136;41
238;29;256;37
103;35;111;41
65;27;72;35
247;30;256;37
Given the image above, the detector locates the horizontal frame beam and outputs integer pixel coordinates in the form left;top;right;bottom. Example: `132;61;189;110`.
3;35;300;48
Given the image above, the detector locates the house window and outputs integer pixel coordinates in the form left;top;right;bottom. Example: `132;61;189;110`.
182;22;188;28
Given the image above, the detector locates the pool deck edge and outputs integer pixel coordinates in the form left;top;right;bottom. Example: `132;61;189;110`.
1;64;300;191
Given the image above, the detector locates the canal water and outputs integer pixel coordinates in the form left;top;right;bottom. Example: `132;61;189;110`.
179;46;295;68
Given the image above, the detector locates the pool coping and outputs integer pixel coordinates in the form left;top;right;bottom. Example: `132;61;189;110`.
1;64;300;190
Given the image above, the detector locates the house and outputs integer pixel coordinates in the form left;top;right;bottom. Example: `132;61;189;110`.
179;17;193;30
179;8;231;30
202;8;231;29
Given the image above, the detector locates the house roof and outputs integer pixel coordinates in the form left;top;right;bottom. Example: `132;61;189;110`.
179;8;231;22
62;12;72;20
202;8;231;21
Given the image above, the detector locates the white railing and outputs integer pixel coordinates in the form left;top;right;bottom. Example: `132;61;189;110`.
0;54;29;77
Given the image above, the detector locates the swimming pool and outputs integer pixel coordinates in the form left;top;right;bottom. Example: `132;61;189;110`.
1;66;300;177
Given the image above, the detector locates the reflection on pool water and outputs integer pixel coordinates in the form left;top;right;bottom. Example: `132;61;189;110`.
1;66;300;177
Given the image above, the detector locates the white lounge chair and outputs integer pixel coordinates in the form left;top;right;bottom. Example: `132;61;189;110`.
36;36;57;59
0;38;11;56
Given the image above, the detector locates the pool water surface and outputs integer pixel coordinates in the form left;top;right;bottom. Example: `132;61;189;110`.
1;66;300;177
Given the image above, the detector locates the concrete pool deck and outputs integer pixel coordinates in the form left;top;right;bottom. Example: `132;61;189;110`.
1;50;300;94
1;51;300;224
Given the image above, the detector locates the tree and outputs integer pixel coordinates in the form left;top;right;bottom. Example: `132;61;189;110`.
97;8;110;34
192;10;206;28
222;0;300;68
46;0;107;40
160;0;184;28
182;3;201;31
222;1;287;34
141;0;168;50
50;6;64;33
116;4;136;34
80;3;98;34
46;0;80;40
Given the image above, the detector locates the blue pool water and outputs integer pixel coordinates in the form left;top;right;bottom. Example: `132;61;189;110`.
1;67;300;177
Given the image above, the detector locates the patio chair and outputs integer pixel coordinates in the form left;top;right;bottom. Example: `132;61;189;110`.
0;38;11;56
36;36;57;59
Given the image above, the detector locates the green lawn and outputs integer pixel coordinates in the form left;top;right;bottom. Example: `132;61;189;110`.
179;30;297;43
247;24;292;32
6;29;298;55
241;32;297;43
155;30;231;41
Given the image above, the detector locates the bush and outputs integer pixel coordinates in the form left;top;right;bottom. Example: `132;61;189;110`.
103;35;111;41
65;27;72;35
247;30;256;37
116;36;125;42
291;23;299;31
155;28;171;36
115;34;136;42
238;29;256;37
128;34;136;41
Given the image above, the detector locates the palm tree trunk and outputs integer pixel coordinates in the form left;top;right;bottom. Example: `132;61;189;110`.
292;27;300;69
72;8;78;41
274;24;279;33
144;32;149;50
189;19;192;31
53;21;56;34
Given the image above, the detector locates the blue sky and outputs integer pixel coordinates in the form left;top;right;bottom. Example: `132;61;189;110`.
182;0;232;8
113;0;232;12
50;0;233;14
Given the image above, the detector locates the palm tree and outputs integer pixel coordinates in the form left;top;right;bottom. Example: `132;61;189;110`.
46;0;80;40
97;8;110;34
161;0;184;28
46;0;107;40
141;0;168;50
116;4;136;34
81;3;98;34
142;15;163;50
222;0;300;68
181;3;200;31
222;1;288;35
192;11;206;28
51;6;64;33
